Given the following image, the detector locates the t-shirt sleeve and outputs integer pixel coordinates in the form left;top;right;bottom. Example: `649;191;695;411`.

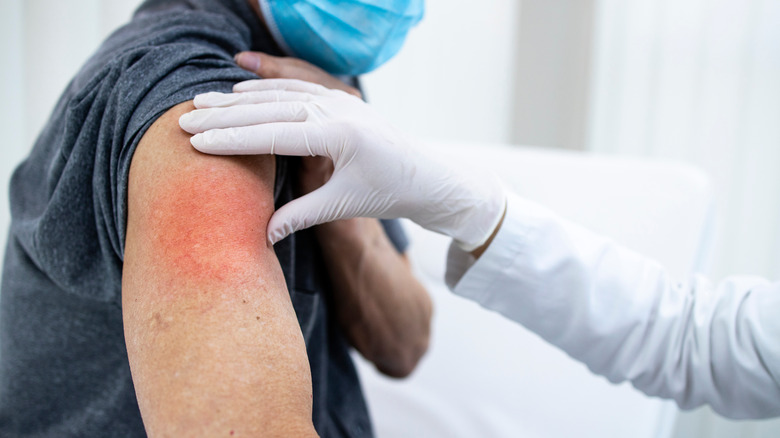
115;53;258;257
88;14;257;257
15;6;269;302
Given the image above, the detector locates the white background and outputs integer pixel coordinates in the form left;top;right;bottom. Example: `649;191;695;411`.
1;0;779;436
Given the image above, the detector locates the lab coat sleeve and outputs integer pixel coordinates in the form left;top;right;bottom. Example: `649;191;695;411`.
445;193;780;420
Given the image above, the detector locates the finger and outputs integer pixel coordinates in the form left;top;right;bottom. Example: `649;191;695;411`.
190;122;330;157
236;52;359;95
260;58;361;98
234;51;266;75
179;102;308;134
266;197;317;244
193;90;314;109
267;183;354;244
341;86;363;99
233;78;332;96
236;51;301;83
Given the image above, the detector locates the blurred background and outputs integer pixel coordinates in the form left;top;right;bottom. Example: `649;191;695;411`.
1;0;778;436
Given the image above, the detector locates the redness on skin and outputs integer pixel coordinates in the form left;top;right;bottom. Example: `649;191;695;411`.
128;100;280;302
146;160;274;287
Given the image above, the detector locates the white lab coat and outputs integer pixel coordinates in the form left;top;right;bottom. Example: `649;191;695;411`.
445;193;780;420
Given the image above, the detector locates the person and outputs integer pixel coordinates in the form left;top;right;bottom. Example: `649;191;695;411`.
0;1;432;436
179;77;780;420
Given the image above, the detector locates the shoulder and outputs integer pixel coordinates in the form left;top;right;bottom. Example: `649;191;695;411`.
130;100;276;208
127;100;277;280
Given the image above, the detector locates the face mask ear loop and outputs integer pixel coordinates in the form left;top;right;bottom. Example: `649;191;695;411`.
257;0;296;57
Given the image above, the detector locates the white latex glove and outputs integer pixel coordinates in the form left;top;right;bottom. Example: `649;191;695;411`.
179;79;506;249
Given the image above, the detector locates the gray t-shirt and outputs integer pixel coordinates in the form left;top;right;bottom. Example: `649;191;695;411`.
0;0;406;436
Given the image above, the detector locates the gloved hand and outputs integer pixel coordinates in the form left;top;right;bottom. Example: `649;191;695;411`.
179;78;506;250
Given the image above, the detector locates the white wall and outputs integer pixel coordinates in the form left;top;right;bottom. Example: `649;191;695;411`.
587;0;780;435
588;0;780;282
362;0;522;145
511;0;595;150
362;0;595;150
23;0;140;147
0;0;26;270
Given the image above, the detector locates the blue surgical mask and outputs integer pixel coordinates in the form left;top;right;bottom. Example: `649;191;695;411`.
257;0;424;76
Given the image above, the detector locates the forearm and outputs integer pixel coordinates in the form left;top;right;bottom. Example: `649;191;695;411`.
316;218;432;377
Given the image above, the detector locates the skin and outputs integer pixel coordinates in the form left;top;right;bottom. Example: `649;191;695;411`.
124;102;317;437
316;218;432;376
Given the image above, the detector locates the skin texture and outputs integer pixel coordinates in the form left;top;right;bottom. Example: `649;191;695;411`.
123;101;318;437
316;218;432;377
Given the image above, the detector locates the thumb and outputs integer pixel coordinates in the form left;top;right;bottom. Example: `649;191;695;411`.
235;52;267;76
267;182;353;244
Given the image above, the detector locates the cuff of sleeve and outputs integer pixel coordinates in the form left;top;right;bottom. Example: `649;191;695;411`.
445;193;542;304
454;187;508;252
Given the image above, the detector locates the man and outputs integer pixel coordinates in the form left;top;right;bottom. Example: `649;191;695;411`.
0;0;431;436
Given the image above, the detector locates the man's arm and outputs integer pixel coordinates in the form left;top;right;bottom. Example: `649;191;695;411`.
122;101;317;437
316;218;433;378
293;153;432;378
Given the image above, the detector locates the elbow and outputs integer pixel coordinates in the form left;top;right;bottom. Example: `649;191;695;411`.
392;339;430;378
375;326;431;379
380;289;434;378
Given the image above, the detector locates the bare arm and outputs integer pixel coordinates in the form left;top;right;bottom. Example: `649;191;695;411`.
122;101;317;437
288;150;431;378
316;218;432;378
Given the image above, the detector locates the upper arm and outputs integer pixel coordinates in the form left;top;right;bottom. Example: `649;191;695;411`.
122;101;315;436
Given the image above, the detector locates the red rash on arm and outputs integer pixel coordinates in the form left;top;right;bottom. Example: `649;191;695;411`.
128;100;278;297
122;101;318;437
147;161;270;285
